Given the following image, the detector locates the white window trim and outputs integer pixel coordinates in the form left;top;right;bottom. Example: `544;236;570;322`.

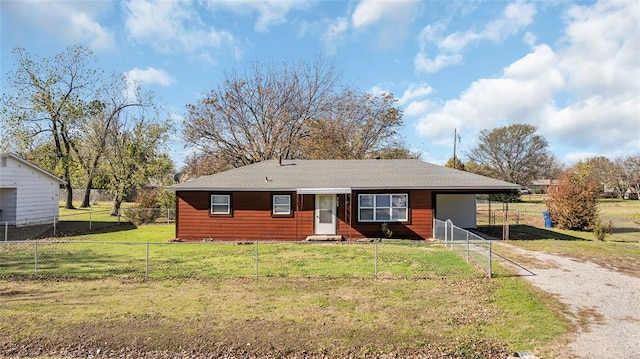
358;193;408;222
272;194;291;215
210;194;230;215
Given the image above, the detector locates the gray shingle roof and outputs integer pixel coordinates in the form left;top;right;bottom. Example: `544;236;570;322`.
169;159;519;192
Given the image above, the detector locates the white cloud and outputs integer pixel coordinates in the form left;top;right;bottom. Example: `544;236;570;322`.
414;53;462;73
211;0;312;33
351;0;418;29
351;0;419;49
558;0;640;98
126;67;173;87
415;1;536;73
124;0;237;62
124;67;173;101
321;17;349;55
398;83;434;105
2;0;115;51
414;0;640;161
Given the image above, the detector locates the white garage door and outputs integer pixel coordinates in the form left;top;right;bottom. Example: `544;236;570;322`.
435;194;477;229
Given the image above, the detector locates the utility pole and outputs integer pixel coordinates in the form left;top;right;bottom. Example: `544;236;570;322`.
453;128;461;169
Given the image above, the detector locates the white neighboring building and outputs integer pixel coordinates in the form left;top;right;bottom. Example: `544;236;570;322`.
0;153;66;227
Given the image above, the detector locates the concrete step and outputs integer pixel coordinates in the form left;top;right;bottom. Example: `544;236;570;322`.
305;235;344;241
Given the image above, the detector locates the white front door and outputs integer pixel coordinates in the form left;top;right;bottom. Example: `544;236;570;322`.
315;194;336;235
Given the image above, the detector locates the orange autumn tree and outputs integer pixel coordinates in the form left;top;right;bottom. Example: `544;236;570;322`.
545;167;600;231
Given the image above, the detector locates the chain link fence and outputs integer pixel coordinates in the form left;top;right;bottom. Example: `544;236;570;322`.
2;208;175;241
433;219;492;278
0;240;485;280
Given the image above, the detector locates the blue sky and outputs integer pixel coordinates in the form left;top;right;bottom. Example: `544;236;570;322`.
2;0;639;169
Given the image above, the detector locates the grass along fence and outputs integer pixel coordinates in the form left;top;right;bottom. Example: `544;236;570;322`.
0;240;483;280
2;207;175;241
433;218;493;278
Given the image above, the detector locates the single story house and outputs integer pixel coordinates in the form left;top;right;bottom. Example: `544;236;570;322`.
168;159;519;241
0;153;66;227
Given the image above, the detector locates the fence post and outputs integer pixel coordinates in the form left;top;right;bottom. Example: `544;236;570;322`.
34;241;38;276
466;232;470;262
146;242;149;279
444;221;448;246
167;208;170;224
488;241;492;278
53;217;57;237
89;209;93;232
255;241;259;279
4;221;7;241
448;220;454;249
118;209;121;225
374;242;378;279
432;218;435;239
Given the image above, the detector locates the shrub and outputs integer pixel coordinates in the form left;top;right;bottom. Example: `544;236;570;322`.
545;169;600;231
127;188;162;225
593;221;609;241
381;223;393;239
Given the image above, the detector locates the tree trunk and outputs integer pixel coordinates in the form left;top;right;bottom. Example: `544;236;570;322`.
81;177;94;208
65;181;75;209
111;194;123;216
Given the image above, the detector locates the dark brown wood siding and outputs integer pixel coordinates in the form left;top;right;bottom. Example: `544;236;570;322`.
176;191;308;241
175;190;434;241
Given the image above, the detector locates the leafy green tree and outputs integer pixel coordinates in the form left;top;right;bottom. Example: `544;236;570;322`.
467;124;555;186
72;75;156;208
546;168;600;231
1;45;100;209
104;115;174;215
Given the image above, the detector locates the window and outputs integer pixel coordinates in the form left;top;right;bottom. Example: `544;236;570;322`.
358;194;408;222
210;194;230;215
272;194;291;216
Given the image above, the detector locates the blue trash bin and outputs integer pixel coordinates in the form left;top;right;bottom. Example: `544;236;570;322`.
542;211;553;228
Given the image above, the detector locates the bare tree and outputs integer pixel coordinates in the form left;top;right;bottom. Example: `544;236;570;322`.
1;45;100;209
300;91;407;159
184;58;338;170
616;154;640;199
579;156;627;198
467;124;554;186
182;59;415;175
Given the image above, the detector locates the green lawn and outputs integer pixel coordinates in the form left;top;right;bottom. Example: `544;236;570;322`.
0;219;573;357
2;199;607;357
0;238;484;280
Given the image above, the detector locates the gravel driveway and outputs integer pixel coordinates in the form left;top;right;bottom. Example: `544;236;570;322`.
495;242;640;359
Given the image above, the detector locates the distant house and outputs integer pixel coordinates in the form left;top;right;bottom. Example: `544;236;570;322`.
531;179;558;193
169;159;519;241
0;153;66;227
